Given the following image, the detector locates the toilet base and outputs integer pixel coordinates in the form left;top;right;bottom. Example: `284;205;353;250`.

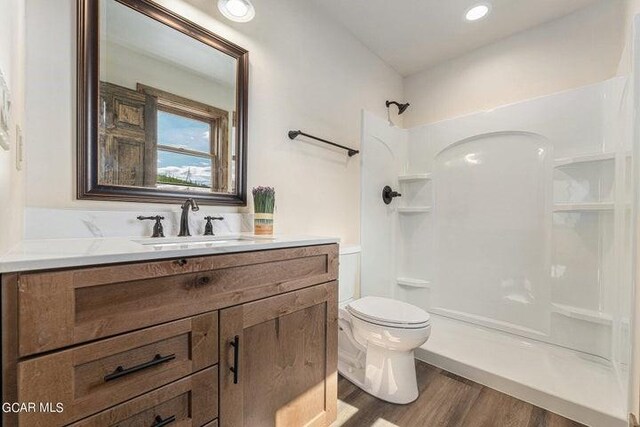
365;343;419;404
338;358;366;389
338;342;419;405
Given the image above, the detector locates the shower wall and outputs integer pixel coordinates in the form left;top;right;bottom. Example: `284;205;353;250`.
360;110;407;299
360;76;633;394
433;131;552;337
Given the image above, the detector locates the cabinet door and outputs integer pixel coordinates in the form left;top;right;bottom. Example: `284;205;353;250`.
219;282;337;427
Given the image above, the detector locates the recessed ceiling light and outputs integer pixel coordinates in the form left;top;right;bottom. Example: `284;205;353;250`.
218;0;255;23
465;4;490;21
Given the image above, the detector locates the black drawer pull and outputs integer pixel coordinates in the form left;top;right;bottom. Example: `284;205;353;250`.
230;335;240;384
152;414;176;427
104;353;176;382
176;259;188;266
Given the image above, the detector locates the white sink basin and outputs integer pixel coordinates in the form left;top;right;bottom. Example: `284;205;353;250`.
132;235;273;250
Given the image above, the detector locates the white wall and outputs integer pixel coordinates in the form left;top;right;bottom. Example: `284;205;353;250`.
24;0;403;244
616;0;640;74
0;0;25;253
403;0;626;127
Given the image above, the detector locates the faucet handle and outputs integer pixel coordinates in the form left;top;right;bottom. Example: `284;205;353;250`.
203;216;224;236
137;215;165;238
382;186;402;205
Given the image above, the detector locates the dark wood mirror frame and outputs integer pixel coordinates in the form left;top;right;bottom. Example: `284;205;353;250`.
77;0;249;205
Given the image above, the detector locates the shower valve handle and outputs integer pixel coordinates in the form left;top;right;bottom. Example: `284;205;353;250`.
382;186;402;205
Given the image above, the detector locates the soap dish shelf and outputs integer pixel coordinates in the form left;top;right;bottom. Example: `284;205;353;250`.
398;173;432;183
397;206;431;214
397;277;431;288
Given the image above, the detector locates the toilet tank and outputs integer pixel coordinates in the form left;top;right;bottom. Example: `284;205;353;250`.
339;245;361;304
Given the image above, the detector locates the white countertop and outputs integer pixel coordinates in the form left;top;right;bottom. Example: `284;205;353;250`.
0;234;340;273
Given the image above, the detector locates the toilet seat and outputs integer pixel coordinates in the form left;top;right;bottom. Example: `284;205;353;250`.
346;296;431;329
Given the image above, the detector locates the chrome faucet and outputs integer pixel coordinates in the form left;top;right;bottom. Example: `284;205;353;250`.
178;198;200;237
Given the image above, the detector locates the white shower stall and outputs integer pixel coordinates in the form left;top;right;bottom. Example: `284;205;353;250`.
360;77;633;426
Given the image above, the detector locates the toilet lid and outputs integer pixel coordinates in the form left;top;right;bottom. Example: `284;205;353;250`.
346;296;430;328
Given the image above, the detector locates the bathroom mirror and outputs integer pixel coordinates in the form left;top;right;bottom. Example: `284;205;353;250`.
77;0;248;205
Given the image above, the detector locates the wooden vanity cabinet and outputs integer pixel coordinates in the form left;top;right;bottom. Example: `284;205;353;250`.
1;244;338;427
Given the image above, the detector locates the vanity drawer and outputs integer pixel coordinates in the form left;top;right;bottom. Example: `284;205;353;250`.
17;312;217;426
18;244;337;356
70;367;218;427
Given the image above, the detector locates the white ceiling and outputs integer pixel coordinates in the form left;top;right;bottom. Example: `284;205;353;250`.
311;0;604;76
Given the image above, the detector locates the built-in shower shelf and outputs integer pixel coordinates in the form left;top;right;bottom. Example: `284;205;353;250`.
397;277;431;288
398;173;432;182
397;206;432;213
553;202;614;212
554;152;616;167
551;303;613;326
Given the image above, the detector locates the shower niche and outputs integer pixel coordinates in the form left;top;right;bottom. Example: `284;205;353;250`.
553;155;615;208
396;168;433;290
550;154;622;358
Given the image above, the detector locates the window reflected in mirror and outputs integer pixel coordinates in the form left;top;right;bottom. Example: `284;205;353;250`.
157;111;213;190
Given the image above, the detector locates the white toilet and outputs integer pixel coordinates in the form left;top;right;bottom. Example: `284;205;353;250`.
338;245;431;404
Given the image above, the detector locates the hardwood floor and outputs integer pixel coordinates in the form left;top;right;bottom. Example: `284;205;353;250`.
333;361;584;427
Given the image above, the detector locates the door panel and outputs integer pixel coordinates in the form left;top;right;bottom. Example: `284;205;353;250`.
99;81;156;187
113;136;144;186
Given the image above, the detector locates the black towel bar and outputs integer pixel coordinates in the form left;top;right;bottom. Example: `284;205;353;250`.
288;130;359;157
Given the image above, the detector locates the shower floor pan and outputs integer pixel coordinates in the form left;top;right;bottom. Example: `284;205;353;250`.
416;314;626;427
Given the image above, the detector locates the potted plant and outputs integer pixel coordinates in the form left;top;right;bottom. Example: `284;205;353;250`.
252;186;275;235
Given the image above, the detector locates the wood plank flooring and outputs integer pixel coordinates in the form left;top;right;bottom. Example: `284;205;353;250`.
333;361;584;427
